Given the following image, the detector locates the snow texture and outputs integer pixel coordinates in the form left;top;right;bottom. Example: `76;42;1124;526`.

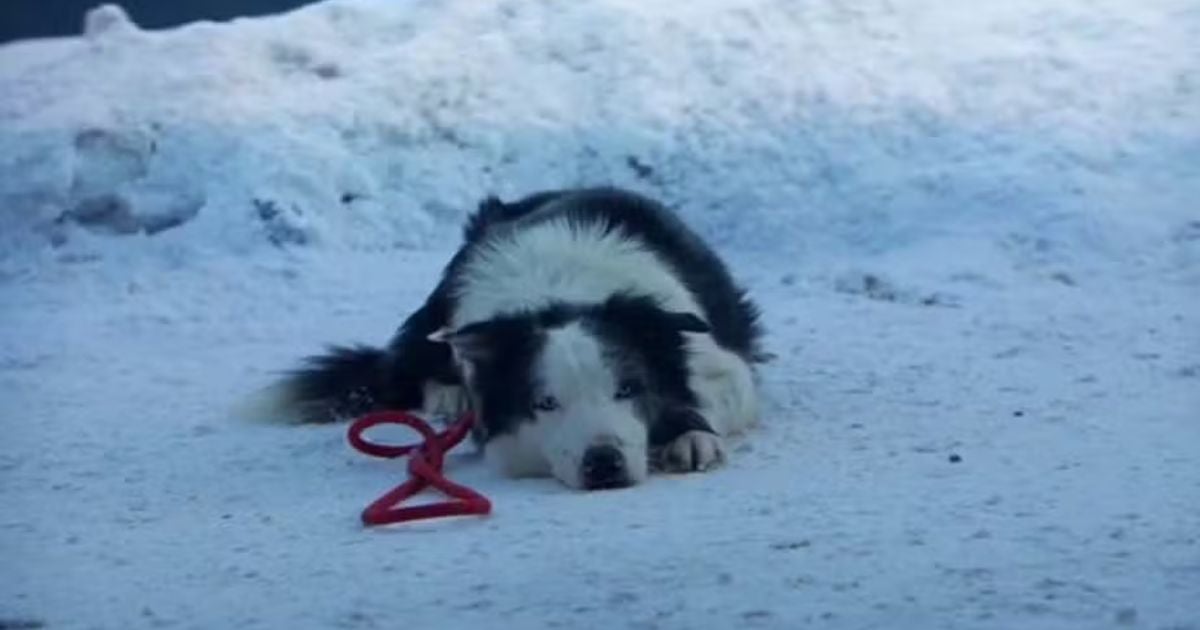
1;0;1198;629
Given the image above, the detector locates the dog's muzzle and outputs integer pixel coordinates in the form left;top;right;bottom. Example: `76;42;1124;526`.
581;444;632;490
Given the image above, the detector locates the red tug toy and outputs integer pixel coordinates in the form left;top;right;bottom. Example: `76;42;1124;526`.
347;410;492;526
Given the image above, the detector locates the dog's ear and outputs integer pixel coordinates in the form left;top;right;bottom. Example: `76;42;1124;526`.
428;318;533;363
428;324;494;362
667;312;711;334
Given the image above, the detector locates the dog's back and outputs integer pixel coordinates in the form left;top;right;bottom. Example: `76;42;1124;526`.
459;188;761;361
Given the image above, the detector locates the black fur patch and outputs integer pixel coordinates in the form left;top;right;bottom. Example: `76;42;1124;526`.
584;293;706;415
384;298;460;387
463;191;567;243
285;345;389;421
451;315;545;440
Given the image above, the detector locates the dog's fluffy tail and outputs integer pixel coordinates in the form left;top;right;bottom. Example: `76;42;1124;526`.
239;345;389;424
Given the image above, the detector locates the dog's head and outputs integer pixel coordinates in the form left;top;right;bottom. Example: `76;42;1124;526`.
432;294;708;490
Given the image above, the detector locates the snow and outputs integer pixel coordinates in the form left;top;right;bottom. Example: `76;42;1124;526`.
1;0;1197;628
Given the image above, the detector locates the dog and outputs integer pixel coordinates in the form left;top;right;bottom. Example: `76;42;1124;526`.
270;187;763;490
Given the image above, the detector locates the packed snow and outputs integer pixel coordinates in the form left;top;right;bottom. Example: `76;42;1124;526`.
1;1;1197;629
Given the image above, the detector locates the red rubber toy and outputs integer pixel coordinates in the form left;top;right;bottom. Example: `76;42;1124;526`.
347;410;492;526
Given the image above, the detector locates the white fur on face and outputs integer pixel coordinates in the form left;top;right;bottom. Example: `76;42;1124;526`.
490;322;649;489
483;427;550;478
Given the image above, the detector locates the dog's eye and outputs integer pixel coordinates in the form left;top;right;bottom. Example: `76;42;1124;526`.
614;379;645;400
533;395;560;412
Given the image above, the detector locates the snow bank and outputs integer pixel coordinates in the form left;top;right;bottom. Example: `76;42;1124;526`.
2;3;1199;629
1;0;1196;265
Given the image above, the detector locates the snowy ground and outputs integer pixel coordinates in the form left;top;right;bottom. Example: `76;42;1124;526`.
2;1;1198;629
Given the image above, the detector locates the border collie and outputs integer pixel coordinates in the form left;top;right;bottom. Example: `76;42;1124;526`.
274;187;763;490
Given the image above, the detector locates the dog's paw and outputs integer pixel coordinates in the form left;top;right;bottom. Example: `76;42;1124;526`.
421;382;470;418
661;430;725;473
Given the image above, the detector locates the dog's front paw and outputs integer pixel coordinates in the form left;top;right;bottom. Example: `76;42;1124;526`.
662;430;725;473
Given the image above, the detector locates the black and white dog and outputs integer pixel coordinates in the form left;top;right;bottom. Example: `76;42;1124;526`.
274;188;763;490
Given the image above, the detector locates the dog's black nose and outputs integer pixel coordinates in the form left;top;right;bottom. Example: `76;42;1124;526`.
581;444;630;490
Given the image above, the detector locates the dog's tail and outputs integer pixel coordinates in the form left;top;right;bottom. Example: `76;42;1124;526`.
238;345;391;424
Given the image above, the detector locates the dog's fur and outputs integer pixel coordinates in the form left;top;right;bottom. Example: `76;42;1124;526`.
271;187;763;489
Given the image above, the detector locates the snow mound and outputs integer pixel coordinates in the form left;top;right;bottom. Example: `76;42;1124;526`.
0;0;1196;263
83;4;140;39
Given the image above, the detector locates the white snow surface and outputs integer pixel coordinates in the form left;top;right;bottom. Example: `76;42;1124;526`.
1;1;1198;629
